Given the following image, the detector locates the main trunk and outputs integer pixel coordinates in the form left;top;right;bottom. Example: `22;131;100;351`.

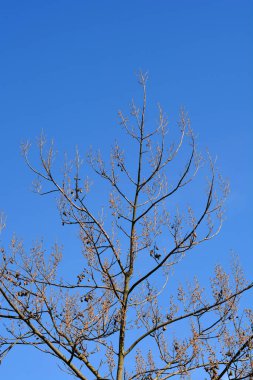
116;278;130;380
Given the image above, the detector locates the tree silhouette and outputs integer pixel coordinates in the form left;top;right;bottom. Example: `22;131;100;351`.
1;74;252;380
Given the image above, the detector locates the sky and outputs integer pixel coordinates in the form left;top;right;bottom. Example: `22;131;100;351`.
0;1;252;379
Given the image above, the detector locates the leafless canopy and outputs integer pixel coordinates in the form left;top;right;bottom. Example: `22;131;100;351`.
1;74;252;380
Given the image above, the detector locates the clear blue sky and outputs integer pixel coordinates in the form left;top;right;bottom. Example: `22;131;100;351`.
0;1;252;379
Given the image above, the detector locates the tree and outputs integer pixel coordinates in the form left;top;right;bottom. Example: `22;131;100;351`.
0;73;253;380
